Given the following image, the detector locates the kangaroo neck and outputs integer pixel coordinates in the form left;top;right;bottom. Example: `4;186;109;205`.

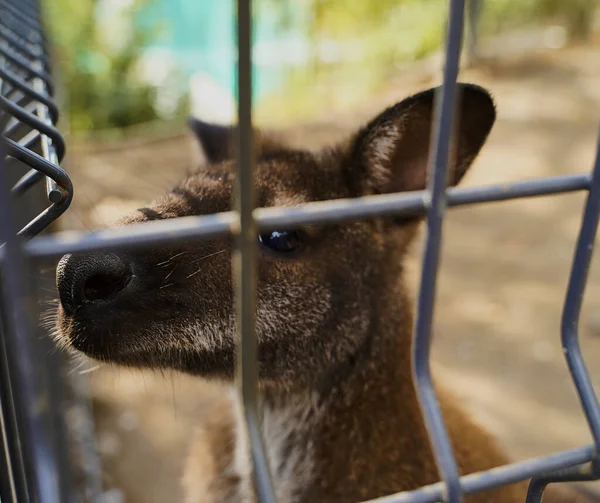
259;286;438;503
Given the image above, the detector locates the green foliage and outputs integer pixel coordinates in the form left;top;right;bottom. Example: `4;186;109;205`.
482;0;599;40
43;0;161;133
43;0;598;133
258;0;597;125
300;0;598;75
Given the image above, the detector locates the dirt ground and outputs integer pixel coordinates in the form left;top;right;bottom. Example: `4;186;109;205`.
56;41;600;502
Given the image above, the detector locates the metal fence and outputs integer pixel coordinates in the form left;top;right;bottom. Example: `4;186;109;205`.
1;0;600;502
0;0;103;502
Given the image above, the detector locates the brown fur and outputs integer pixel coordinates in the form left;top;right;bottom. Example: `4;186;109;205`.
54;84;595;503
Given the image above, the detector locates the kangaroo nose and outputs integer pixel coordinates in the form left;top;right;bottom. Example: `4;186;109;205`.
56;252;133;315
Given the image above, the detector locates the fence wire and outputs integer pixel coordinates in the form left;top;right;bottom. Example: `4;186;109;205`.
1;0;600;502
0;0;89;502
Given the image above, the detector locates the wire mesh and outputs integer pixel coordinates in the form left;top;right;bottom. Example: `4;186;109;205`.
0;0;72;237
1;0;600;502
0;0;86;502
233;0;278;501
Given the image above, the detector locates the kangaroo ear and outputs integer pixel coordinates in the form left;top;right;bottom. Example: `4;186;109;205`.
188;117;287;165
348;83;496;195
188;118;233;164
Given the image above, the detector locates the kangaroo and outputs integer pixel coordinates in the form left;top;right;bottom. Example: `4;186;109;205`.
54;83;596;503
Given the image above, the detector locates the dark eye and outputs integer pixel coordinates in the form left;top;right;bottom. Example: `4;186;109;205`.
258;230;303;253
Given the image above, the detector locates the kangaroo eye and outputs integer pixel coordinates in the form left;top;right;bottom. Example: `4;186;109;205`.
258;230;302;253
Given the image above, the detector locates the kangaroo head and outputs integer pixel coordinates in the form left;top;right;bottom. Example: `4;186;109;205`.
54;84;495;389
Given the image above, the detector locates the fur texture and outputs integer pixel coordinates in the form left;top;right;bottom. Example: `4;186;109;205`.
53;84;595;503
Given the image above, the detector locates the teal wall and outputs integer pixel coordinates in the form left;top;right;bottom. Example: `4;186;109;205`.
136;0;307;104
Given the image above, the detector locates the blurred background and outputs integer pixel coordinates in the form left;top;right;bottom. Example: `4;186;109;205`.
40;1;600;502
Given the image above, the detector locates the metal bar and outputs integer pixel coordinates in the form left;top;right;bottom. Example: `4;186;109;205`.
0;3;44;38
561;130;600;446
0;5;42;47
2;90;70;237
0;121;62;503
15;173;590;260
0;45;53;94
0;26;49;68
0;94;65;160
0;12;32;503
3;113;40;146
412;1;466;501
8;131;40;154
0;161;26;503
0;2;598;502
0;306;32;503
34;75;65;216
3;101;38;130
0;388;20;503
233;0;278;502
27;31;71;227
11;168;44;197
0;67;58;121
1;0;39;18
3;86;33;114
526;462;598;503
4;138;70;190
362;444;595;503
4;138;72;237
0;0;42;28
1;3;77;501
17;198;73;238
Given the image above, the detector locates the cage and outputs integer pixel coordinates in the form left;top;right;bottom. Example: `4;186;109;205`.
1;0;600;502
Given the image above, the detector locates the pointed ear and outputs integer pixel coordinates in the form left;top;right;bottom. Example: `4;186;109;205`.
348;83;496;195
188;117;287;165
188;118;233;164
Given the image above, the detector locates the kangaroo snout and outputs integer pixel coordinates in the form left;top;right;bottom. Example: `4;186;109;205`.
56;252;133;314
